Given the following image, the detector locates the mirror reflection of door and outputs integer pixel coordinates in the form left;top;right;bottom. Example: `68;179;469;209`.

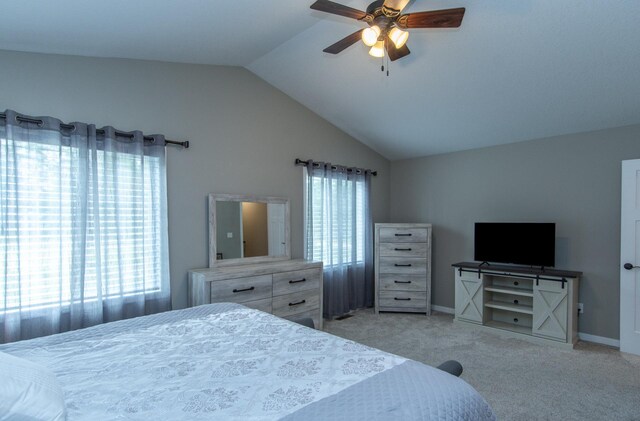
241;202;269;258
267;203;286;256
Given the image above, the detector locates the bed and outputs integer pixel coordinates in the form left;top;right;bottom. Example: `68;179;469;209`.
0;303;495;420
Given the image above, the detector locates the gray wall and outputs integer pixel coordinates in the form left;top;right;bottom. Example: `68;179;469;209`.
0;49;390;310
390;124;640;340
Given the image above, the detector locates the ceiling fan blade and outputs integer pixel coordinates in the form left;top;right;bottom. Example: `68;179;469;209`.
385;41;410;61
382;0;412;16
397;8;466;29
323;29;365;54
310;0;368;20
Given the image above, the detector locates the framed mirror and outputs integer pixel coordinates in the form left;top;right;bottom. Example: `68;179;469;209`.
208;193;290;267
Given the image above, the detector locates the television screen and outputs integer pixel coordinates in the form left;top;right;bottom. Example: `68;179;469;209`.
474;223;555;267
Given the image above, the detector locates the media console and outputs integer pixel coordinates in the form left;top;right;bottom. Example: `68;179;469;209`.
452;262;581;348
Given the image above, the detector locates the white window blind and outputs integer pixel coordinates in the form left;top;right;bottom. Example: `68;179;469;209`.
1;137;163;313
307;174;365;266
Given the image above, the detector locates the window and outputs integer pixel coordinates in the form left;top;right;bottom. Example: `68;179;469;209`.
306;172;366;267
303;163;374;319
1;136;164;313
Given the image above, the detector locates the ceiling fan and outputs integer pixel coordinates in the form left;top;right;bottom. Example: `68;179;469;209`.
310;0;465;61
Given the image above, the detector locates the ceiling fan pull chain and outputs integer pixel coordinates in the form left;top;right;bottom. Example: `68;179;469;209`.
387;54;390;77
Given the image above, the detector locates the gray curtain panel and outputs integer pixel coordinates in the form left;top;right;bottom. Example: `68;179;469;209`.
0;110;171;343
303;161;374;319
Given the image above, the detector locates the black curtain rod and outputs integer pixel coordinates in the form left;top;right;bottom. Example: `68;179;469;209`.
0;113;189;149
295;158;378;176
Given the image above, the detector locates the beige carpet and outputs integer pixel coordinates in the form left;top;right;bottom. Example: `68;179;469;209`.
324;309;640;421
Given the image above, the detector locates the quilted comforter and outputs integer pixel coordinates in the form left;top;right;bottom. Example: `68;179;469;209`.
0;303;495;420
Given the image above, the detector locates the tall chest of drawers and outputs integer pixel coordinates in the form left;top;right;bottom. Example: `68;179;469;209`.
375;223;432;315
188;259;323;329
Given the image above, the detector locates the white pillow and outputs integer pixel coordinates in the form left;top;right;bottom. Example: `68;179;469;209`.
0;351;67;421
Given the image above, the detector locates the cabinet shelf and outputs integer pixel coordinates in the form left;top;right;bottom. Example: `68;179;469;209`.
485;320;532;335
484;286;534;297
484;301;533;315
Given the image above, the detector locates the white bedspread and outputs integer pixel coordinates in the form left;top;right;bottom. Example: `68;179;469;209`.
12;307;407;420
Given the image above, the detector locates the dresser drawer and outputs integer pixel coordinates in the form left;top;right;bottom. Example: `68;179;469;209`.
379;274;427;292
379;257;427;275
210;275;272;304
242;298;272;313
379;242;428;258
379;227;428;243
282;309;322;331
379;291;427;309
272;290;320;318
273;268;321;296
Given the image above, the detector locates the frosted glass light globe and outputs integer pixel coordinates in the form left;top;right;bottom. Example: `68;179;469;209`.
362;26;381;47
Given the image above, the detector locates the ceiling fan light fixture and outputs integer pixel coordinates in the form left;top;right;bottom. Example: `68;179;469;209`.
369;40;385;58
312;0;466;63
361;25;381;47
389;27;409;49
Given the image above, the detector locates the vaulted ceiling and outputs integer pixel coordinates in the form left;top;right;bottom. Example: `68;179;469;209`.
2;0;639;159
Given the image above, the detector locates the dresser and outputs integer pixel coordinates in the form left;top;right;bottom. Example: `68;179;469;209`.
374;223;432;315
188;259;324;329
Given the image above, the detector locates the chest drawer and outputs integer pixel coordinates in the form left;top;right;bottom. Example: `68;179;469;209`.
273;268;321;296
272;290;320;318
379;274;427;292
379;227;428;243
210;275;272;304
378;242;428;258
379;290;427;309
379;257;427;275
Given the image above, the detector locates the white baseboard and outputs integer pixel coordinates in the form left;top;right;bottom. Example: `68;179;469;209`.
578;332;620;348
431;305;454;315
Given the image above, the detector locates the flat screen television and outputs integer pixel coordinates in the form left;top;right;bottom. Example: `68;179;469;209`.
474;222;556;268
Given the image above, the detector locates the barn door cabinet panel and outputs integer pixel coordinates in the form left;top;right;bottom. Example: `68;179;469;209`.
532;280;570;341
455;273;484;324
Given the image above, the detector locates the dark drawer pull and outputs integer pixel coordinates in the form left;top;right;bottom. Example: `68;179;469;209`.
289;299;306;306
394;264;412;267
232;286;255;293
395;233;412;237
394;248;412;251
513;318;519;323
289;278;306;284
513;299;519;305
394;280;412;284
394;297;411;301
